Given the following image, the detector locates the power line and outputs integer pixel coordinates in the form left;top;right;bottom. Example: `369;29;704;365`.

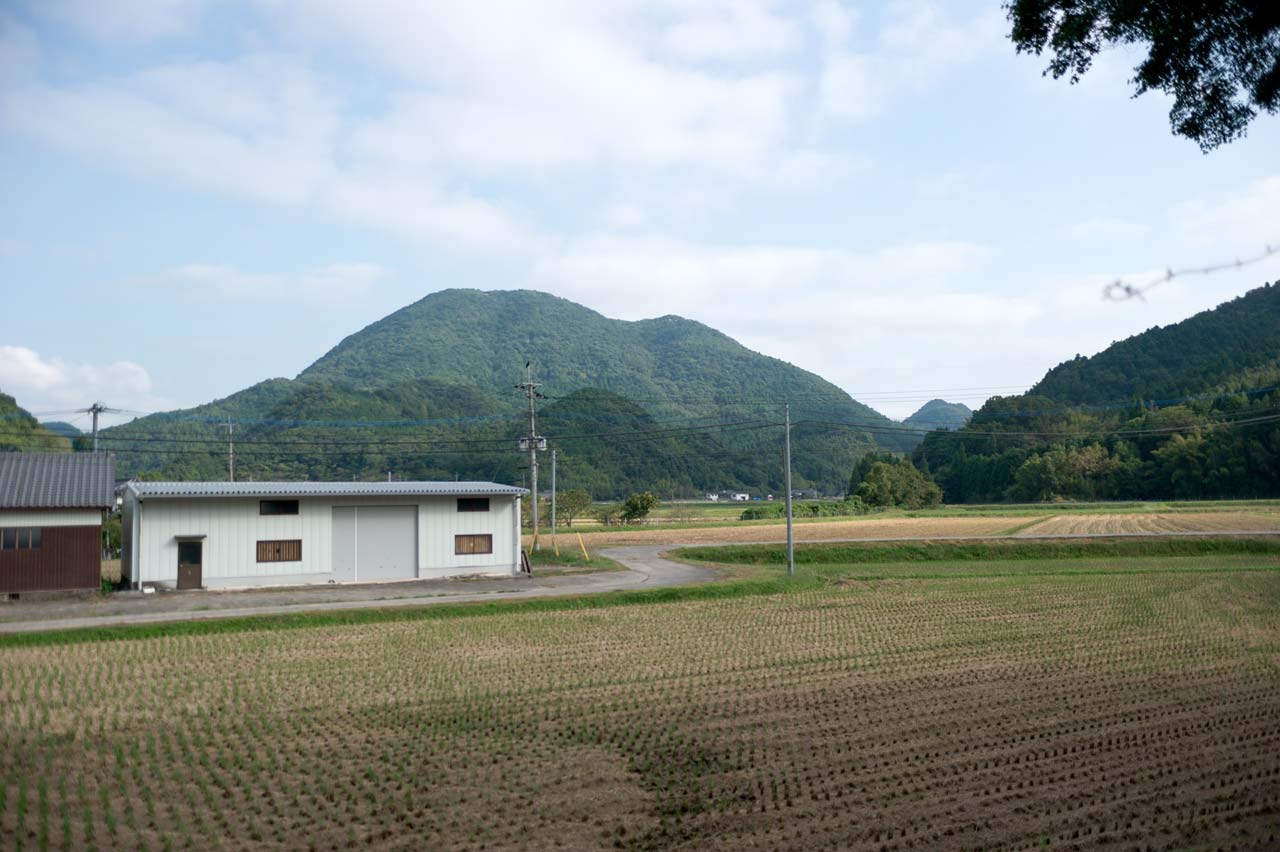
1103;240;1279;301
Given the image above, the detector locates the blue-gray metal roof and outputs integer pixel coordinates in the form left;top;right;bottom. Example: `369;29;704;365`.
0;452;116;509
124;480;526;500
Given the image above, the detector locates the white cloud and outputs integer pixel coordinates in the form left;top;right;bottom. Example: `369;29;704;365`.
532;234;1001;330
657;1;801;62
38;0;209;42
817;2;1004;124
140;262;386;305
1170;175;1280;252
600;202;649;230
811;1;856;48
1060;218;1151;241
0;16;40;84
0;345;172;420
819;53;879;121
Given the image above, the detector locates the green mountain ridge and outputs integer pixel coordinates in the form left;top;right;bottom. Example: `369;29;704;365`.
915;282;1280;501
0;392;72;452
103;290;909;496
902;399;972;432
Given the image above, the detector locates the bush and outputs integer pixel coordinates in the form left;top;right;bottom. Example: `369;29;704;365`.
620;491;659;523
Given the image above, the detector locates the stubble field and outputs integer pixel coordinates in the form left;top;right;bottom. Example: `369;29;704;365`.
558;507;1280;547
3;547;1280;850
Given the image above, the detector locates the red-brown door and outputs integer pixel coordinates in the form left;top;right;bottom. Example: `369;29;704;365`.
177;541;203;590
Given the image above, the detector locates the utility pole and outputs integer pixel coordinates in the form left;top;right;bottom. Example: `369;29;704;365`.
89;403;105;452
515;362;546;550
784;403;794;577
551;449;557;553
225;417;235;482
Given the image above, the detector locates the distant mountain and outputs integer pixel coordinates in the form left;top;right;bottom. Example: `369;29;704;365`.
915;282;1280;502
902;400;971;432
0;392;72;452
103;290;913;496
40;421;83;440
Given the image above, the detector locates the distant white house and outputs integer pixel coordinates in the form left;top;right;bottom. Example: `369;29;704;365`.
704;493;720;502
731;493;750;502
120;481;525;590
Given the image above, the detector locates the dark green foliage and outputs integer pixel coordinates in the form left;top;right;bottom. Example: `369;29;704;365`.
902;399;971;432
739;498;866;520
1007;0;1280;150
848;451;901;495
916;283;1280;502
1031;283;1280;405
620;491;659;523
0;391;71;452
856;460;942;509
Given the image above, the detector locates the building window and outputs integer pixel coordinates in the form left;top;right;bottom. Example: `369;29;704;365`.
454;534;493;555
1;528;41;550
457;497;490;513
257;539;302;562
260;500;300;516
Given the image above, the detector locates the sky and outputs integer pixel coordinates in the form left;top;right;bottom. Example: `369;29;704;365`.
1;0;1278;428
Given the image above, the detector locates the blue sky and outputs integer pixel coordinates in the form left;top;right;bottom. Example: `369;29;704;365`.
1;0;1278;426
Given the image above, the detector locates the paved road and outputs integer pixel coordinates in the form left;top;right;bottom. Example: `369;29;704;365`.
0;545;713;635
0;530;1273;635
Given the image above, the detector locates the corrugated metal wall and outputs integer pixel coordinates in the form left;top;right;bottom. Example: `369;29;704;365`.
131;494;519;586
0;524;101;593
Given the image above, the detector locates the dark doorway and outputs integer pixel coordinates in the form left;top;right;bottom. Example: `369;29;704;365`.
177;541;203;590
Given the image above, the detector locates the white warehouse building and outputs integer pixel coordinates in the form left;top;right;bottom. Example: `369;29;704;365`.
120;481;526;590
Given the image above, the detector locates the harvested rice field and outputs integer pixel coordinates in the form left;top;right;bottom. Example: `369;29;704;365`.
560;508;1280;547
3;550;1279;851
1013;510;1280;537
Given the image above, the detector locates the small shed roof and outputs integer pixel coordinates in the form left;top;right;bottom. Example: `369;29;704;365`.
124;480;526;500
0;452;116;509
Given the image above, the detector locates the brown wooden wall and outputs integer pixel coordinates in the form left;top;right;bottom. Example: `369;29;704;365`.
0;525;101;593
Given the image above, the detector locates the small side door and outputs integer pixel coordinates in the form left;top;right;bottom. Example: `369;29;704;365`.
177;541;203;590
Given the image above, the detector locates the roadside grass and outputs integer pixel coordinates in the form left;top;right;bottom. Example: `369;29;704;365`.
673;535;1280;566
526;547;625;574
8;536;1278;650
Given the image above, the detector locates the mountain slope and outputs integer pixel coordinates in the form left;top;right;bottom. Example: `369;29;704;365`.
1029;283;1280;405
903;400;971;432
914;282;1280;501
104;290;909;495
0;392;72;452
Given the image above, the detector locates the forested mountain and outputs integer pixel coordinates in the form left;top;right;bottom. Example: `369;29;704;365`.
102;290;909;497
914;283;1280;502
1029;284;1280;405
903;400;971;432
0;392;72;452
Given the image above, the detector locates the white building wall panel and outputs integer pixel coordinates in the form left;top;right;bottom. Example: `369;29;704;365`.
132;493;520;586
0;509;101;526
418;496;518;578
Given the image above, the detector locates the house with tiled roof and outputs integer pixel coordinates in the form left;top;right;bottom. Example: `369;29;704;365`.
0;452;115;595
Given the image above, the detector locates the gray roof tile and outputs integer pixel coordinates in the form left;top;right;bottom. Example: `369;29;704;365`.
0;452;116;509
125;480;526;500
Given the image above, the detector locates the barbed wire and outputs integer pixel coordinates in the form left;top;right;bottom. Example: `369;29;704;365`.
1103;240;1279;301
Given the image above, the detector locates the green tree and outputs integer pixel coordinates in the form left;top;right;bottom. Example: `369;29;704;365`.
556;489;592;527
857;462;942;509
620;491;660;523
1007;1;1280;150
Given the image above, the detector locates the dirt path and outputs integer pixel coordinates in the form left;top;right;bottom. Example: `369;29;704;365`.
0;548;714;634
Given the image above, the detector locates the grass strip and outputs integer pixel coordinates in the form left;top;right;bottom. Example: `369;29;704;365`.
673;536;1280;565
0;575;823;650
